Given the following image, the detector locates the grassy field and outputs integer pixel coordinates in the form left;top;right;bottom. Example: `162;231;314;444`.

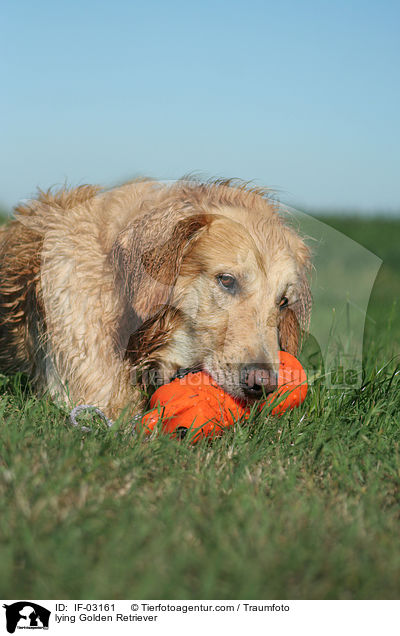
0;214;399;599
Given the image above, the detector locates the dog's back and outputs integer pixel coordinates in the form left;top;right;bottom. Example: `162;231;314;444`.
0;216;44;380
0;182;161;416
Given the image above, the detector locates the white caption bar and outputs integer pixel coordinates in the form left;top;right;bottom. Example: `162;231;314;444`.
1;599;399;636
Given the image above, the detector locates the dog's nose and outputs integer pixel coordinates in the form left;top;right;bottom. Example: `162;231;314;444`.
240;364;278;399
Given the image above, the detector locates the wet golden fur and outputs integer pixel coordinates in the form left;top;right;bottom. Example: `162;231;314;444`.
0;179;311;419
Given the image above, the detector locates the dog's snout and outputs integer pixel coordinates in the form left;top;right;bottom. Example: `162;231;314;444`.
240;363;278;399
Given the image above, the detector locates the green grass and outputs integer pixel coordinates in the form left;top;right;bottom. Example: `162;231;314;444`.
0;216;399;600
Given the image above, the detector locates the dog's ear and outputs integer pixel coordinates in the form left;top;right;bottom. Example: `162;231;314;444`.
111;209;208;320
279;233;312;355
279;278;312;355
279;308;300;355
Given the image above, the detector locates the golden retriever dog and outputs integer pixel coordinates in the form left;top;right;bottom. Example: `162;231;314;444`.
0;178;311;420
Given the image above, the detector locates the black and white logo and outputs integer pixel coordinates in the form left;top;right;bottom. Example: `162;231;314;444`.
2;602;51;633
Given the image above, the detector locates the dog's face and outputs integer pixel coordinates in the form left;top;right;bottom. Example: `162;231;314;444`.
164;212;310;400
112;184;311;402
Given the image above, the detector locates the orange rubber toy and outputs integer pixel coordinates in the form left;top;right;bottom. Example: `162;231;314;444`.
140;351;307;443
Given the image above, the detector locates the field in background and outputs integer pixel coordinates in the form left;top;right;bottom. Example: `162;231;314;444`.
317;216;400;345
0;214;399;599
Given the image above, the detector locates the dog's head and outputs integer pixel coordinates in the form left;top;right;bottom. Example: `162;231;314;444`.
112;181;311;401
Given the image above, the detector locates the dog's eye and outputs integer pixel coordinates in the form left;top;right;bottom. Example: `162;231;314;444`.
217;273;237;294
279;296;289;309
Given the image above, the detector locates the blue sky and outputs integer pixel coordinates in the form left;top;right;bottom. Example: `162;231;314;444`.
1;0;399;212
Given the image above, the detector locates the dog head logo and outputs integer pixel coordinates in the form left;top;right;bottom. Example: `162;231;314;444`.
2;602;51;633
